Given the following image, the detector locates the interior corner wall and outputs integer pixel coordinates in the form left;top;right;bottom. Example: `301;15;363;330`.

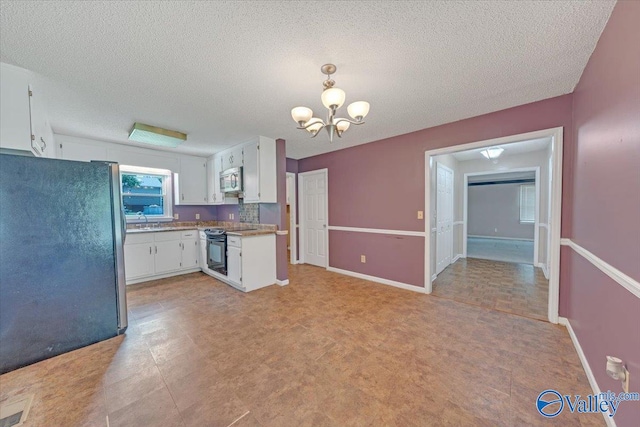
297;94;573;288
564;1;640;425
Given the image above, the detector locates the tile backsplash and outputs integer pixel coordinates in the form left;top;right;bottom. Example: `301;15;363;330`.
238;199;260;223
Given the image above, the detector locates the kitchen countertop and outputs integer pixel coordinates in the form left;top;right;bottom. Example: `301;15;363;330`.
126;226;275;236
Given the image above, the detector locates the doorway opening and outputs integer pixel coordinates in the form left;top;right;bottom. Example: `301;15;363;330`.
424;128;562;323
286;172;298;264
298;168;329;268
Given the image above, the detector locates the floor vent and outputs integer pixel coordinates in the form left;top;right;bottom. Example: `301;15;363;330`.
0;395;33;427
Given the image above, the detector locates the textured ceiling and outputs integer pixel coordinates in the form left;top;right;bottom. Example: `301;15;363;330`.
0;1;614;159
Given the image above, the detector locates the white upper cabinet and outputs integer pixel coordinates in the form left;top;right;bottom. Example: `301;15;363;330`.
242;136;277;203
175;155;208;205
221;145;244;171
207;153;224;205
0;63;53;157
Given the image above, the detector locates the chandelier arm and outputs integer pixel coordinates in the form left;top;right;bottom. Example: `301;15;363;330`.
309;125;327;138
296;120;327;131
333;118;366;126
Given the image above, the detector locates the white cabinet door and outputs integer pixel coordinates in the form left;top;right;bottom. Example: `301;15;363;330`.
124;243;155;280
0;64;34;154
241;137;277;203
181;233;199;269
207;154;225;205
154;240;183;273
176;156;208;205
28;84;53;158
243;141;259;202
221;145;243;171
227;246;242;285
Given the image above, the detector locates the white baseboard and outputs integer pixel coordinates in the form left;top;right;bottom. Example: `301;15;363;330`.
275;279;289;286
327;266;427;294
559;317;616;427
452;254;463;264
431;273;437;282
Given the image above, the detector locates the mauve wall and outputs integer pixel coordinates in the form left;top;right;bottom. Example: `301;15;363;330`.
298;94;573;287
564;1;640;425
173;205;217;222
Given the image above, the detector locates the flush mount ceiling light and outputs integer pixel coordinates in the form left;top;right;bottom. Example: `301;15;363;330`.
481;147;504;163
291;64;370;143
128;123;187;148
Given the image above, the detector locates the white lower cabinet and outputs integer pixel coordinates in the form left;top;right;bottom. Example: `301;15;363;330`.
222;233;276;292
124;230;200;284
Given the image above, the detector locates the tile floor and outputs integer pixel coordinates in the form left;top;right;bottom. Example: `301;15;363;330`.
0;265;601;426
433;258;548;321
467;237;534;264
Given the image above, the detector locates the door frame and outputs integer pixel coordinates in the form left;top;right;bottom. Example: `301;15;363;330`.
462;166;541;266
286;172;298;264
435;161;455;275
424;126;563;324
298;168;329;267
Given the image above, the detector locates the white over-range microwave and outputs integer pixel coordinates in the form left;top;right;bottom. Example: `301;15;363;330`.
220;167;243;193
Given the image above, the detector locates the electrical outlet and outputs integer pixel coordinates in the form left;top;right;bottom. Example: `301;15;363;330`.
361;255;366;263
229;213;234;220
494;228;498;233
174;213;179;220
417;211;424;219
195;213;200;220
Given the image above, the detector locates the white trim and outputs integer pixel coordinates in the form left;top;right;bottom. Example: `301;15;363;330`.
286;172;298;265
538;222;549;229
425;126;563;324
431;273;437;282
298;169;329;267
431;228;437;233
275;230;288;235
453;221;464;226
126;267;201;285
275;279;289;286
560;317;616;427
328;266;427;294
452;254;462;263
468;235;534;242
327;225;425;237
537;262;549;280
561;239;640;299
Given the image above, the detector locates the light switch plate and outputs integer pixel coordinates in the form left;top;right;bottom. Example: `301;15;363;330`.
417;211;424;219
361;255;366;263
174;213;179;220
195;213;200;220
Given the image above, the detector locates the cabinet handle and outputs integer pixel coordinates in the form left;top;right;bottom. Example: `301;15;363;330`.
155;246;157;254
39;137;47;151
149;246;152;254
181;193;184;201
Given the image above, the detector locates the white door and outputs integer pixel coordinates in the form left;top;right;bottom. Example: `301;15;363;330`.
227;246;242;285
436;163;454;275
300;170;328;267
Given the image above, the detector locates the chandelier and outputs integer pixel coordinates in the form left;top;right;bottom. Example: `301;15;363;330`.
291;64;370;143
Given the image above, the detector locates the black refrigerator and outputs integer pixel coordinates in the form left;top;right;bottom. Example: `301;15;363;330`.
0;153;128;374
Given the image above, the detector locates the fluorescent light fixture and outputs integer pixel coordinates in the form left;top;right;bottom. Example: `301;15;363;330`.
481;147;504;160
128;123;187;148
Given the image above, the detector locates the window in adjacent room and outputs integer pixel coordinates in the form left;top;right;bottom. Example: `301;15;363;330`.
120;166;173;221
519;184;535;223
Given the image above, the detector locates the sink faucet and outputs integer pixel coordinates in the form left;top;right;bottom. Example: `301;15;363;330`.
136;212;148;227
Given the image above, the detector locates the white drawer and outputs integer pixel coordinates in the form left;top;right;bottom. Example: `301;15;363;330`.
180;230;197;240
125;233;153;245
227;235;241;248
153;231;183;242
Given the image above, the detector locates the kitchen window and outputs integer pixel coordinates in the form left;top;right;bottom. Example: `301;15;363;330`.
120;166;173;221
519;184;535;223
